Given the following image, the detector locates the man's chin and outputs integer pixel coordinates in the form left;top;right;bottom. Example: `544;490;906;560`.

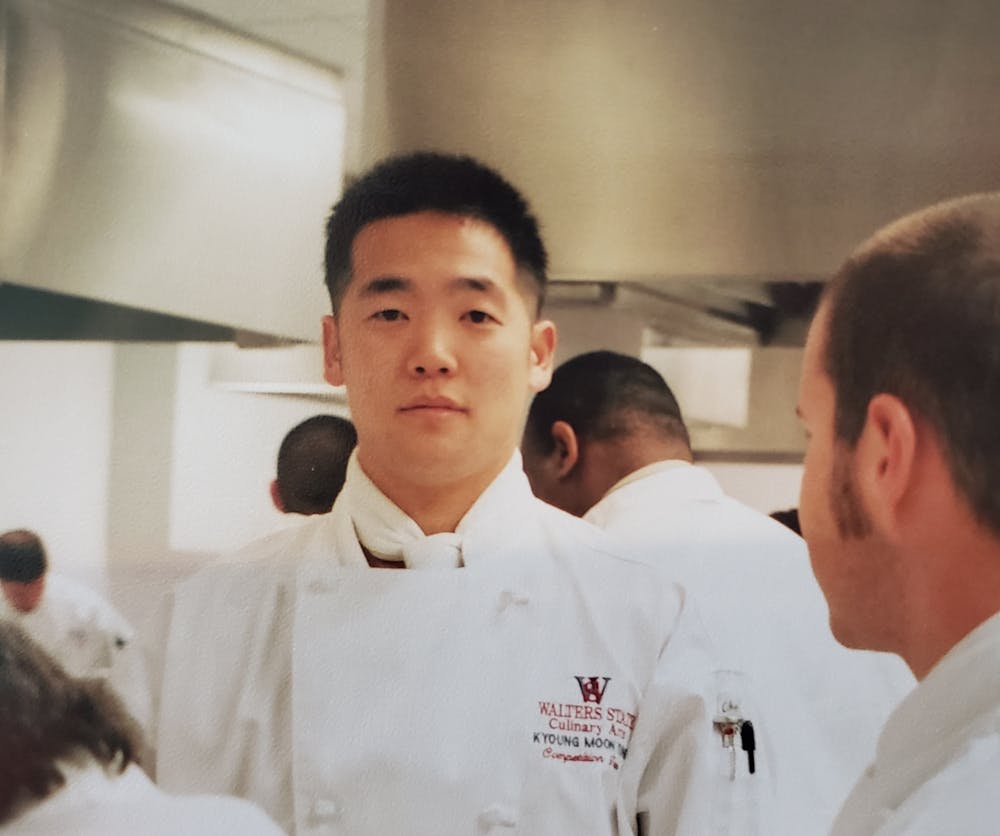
391;446;497;485
828;609;882;654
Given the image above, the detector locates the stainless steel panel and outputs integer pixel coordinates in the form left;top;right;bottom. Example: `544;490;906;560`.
1;0;344;341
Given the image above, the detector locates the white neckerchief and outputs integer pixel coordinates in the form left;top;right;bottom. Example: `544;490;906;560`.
340;449;529;570
340;451;463;569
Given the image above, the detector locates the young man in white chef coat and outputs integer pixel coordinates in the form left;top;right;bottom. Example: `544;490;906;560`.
157;152;729;835
796;192;1000;835
522;350;914;835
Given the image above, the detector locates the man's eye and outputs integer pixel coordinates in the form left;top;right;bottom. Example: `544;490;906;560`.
372;309;405;322
465;310;496;324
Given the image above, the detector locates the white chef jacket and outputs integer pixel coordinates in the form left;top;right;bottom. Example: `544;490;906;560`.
158;453;729;835
585;461;915;836
830;609;1000;836
0;573;152;732
5;759;284;835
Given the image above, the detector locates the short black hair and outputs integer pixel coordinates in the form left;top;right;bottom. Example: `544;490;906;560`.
769;508;802;536
324;151;548;314
0;623;142;823
276;415;358;515
823;192;1000;536
0;530;46;584
524;350;690;454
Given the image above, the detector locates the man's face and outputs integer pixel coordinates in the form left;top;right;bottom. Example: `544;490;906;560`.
2;578;44;613
323;211;555;496
798;309;892;651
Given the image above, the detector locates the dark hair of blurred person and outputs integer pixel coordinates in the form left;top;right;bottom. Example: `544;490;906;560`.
270;415;358;515
0;529;47;613
0;622;141;823
769;508;802;536
522;350;691;517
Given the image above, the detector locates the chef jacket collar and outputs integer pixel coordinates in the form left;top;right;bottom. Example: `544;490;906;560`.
599;459;694;499
339;449;536;570
585;460;724;528
872;609;1000;787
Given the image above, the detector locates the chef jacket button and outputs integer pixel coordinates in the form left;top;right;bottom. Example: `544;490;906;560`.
497;590;530;611
310;797;341;822
478;802;517;829
307;578;331;595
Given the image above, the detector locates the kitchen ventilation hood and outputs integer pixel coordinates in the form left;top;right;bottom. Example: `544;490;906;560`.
365;0;1000;287
1;0;344;342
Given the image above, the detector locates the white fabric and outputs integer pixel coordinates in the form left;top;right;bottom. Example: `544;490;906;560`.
0;573;152;732
585;461;916;836
830;610;1000;836
342;450;463;568
158;452;728;835
5;760;284;835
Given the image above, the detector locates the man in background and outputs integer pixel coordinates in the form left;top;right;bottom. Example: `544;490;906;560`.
0;528;152;733
270;414;357;515
522;350;913;835
797;192;1000;834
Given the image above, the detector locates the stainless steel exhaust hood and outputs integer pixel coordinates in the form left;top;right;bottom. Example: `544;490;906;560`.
366;0;1000;290
1;0;344;342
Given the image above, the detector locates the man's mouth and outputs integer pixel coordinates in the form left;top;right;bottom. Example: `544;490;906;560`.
399;396;467;413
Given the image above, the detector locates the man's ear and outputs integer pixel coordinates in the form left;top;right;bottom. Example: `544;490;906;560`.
322;315;345;387
528;320;557;393
856;393;917;533
269;479;286;513
550;420;580;479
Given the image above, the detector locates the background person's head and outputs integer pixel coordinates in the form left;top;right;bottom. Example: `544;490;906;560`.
0;622;142;823
522;350;691;517
797;192;1000;671
324;151;549;318
271;415;358;515
0;529;47;614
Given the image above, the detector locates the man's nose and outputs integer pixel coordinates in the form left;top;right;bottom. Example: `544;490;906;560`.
408;321;457;377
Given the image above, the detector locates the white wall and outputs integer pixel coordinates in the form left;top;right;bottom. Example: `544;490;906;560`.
0;340;350;667
0;343;114;591
102;342;349;648
169;343;349;555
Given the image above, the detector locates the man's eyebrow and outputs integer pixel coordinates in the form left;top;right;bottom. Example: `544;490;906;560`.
357;276;411;297
451;277;501;296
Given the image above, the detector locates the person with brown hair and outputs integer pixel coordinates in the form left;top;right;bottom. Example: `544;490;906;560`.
0;622;284;834
797;192;1000;834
